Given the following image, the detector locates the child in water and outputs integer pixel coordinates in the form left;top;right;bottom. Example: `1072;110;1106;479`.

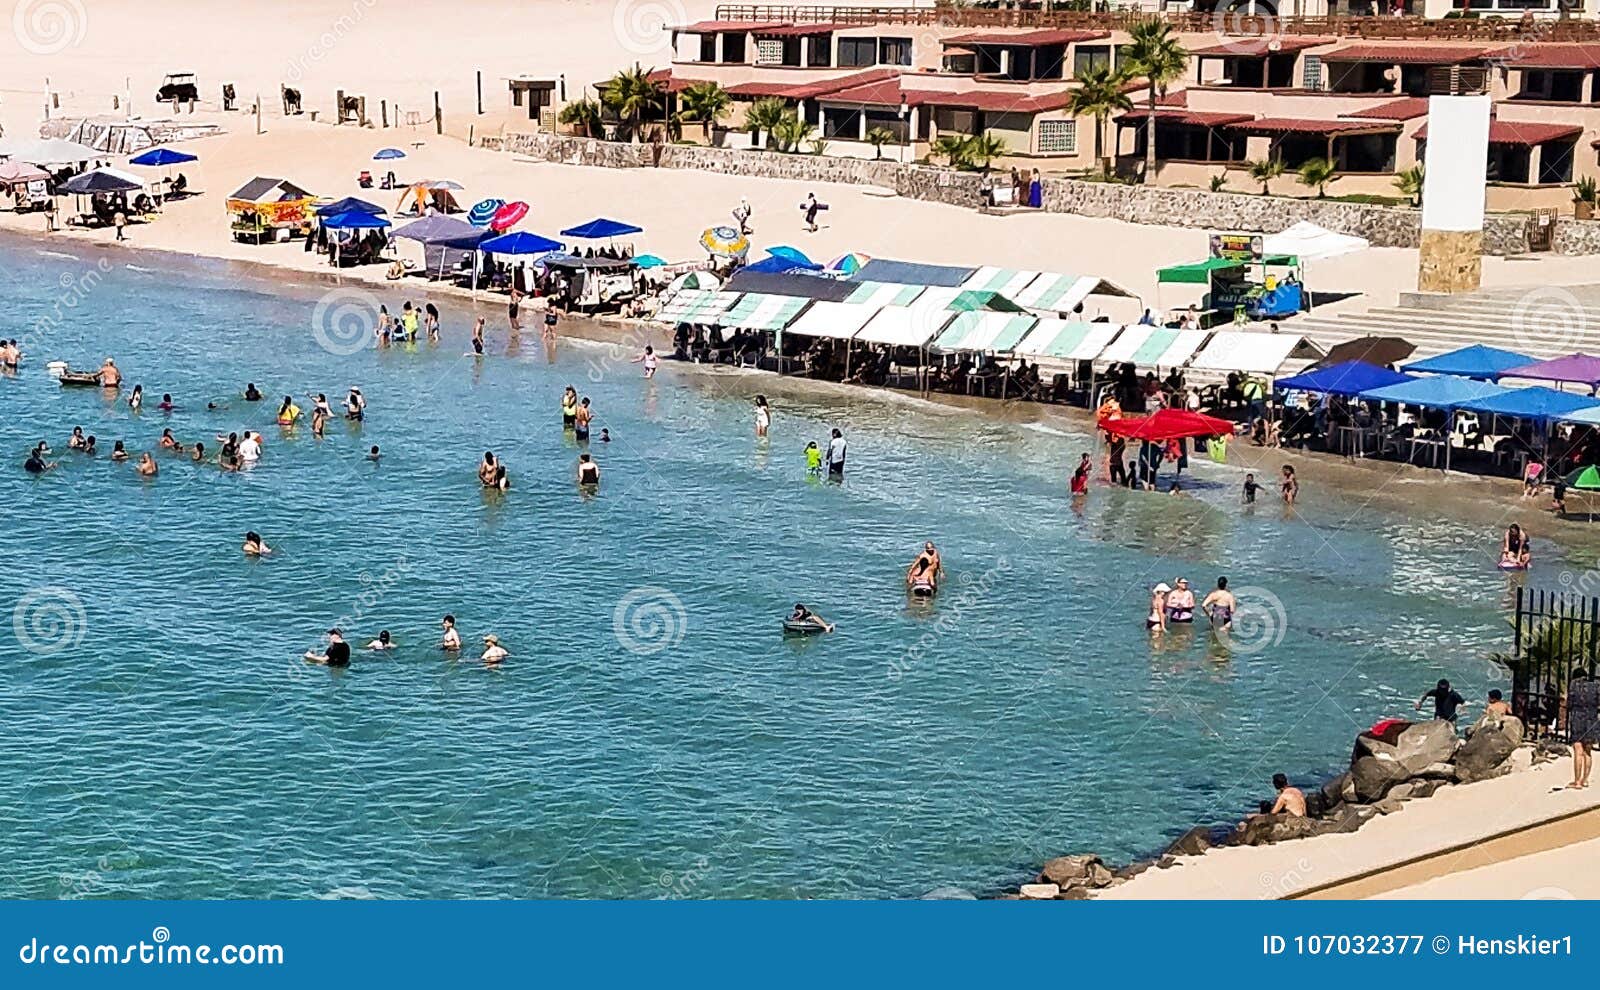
1242;472;1259;504
805;441;822;476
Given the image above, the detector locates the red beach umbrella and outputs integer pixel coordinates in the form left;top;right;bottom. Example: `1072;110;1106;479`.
1097;408;1235;442
490;201;529;231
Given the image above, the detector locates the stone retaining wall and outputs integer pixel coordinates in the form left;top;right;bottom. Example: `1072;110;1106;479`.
481;132;1593;257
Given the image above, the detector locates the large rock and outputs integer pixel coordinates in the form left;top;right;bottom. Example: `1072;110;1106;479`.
1407;779;1445;799
1163;827;1213;858
1456;721;1519;782
1039;854;1101;887
1019;883;1060;900
1320;772;1351;809
1356;720;1459;775
1350;754;1410;802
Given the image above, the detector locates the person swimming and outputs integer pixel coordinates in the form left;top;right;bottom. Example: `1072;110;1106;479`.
786;603;834;633
189;440;203;462
67;426;85;450
368;445;381;461
367;630;395;651
440;614;461;652
599;429;611;444
242;531;271;555
345;387;365;420
478;451;498;487
1165;577;1196;623
110;440;129;462
243;382;263;401
1501;523;1532;569
157;393;175;412
158;428;182;451
480;634;508;666
135;452;158;477
907;541;942;594
577;452;600;486
127;383;143;411
1202;576;1236;629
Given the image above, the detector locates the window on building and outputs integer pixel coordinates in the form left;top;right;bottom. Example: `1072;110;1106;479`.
723;34;747;63
809;35;833;67
755;39;784;66
1035;44;1067;80
880;37;913;67
1074;46;1112;78
864;109;909;144
839;37;876;67
699;34;717;62
1486;143;1531;183
1336;133;1396;173
1037;119;1077;155
1520;69;1584;101
822;107;861;140
1539;139;1576;183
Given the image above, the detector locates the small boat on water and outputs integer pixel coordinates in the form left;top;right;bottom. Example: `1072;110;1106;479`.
45;360;102;386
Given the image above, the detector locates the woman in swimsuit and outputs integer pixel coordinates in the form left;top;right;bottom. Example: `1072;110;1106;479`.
127;383;143;411
1202;576;1235;629
755;395;771;438
242;531;271;556
577;453;600;487
1501;523;1532;569
277;395;300;427
67;427;85;450
1147;583;1169;634
158;428;181;451
1280;464;1298;505
561;386;578;429
508;286;524;333
424;302;440;341
633;345;658;379
344;387;365;421
1164;578;1196;624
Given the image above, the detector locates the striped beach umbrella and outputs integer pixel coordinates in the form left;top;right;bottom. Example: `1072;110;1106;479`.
491;201;529;231
1567;465;1600;491
468;198;504;227
699;225;749;261
828;252;869;275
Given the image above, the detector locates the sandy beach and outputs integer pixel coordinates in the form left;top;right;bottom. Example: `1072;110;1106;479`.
6;1;1600;902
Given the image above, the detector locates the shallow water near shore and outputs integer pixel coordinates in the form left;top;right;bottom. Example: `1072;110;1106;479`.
0;240;1579;898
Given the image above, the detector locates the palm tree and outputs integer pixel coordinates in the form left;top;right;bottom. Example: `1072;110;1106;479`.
963;133;1008;173
1122;21;1188;182
771;112;815;153
1246;157;1285;195
931;134;970;169
745;97;790;149
600;65;663;143
1297;157;1340;198
1394;163;1425;207
1066;65;1133;180
1209;173;1228;193
557;97;602;138
678;81;731;127
865;125;897;160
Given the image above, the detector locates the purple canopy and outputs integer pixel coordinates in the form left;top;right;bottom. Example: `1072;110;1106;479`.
1503;352;1600;387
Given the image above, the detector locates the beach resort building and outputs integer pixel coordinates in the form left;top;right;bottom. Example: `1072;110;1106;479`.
575;5;1600;211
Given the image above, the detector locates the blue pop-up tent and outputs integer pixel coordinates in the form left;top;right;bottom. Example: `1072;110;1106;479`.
560;218;642;239
1275;360;1414;396
1456;386;1600;423
742;255;806;275
319;210;390;229
1402;344;1533;380
317;196;386;217
1359;375;1510;409
478;231;563;255
129;148;197;166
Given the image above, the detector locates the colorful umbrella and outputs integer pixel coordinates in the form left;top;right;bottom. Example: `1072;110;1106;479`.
667;271;721;294
700;225;749;261
373;148;406;160
468;198;505;227
767;245;813;267
828;252;870;275
1098;408;1235;442
491;201;529;231
634;254;666;269
1567;465;1600;491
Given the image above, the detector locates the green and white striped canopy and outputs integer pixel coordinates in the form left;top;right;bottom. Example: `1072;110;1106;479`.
1012;319;1123;361
846;281;925;308
716;293;809;331
657;289;738;325
933;311;1038;353
1096;325;1210;366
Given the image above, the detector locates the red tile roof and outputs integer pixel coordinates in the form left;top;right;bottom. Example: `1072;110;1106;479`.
1415;119;1583;145
1188;36;1335;57
752;23;846;37
1232;116;1401;135
945;29;1111;47
818;78;1078;114
1322;44;1502;65
1343;97;1431;121
1154;91;1187;107
771;68;901;100
674;20;790;33
1117;108;1254;127
1494;43;1600;70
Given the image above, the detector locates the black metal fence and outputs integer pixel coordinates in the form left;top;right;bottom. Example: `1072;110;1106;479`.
1512;587;1600;743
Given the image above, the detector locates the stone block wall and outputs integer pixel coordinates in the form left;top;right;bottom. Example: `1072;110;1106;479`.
481;132;1594;257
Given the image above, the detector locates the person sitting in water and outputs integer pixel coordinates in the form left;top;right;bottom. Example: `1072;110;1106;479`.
1501;523;1532;569
136;452;159;477
110;440;129;462
367;630;395;651
599;429;611;444
368;445;381;461
157;393;175;412
788;603;834;633
1146;583;1169;634
242;531;271;556
1165;578;1196;624
189;441;204;462
907;542;942;592
244;382;263;401
440;614;462;652
481;634;508;666
304;628;352;668
67;426;86;450
1202;576;1236;629
82;435;97;455
577;453;600;486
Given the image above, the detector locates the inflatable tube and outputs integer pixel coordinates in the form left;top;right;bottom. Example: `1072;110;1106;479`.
910;580;936;598
1498;560;1530;572
783;619;826;636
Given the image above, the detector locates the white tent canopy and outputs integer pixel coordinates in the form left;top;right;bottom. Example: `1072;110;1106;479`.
1262;221;1369;262
1189;331;1325;374
1013;319;1124;361
0;137;104;165
786;300;881;340
960;266;1042;298
854;305;955;347
1011;272;1137;316
1096;326;1209;367
846;281;924;309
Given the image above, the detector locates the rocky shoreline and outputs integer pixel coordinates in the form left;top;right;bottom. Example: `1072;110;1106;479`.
1007;714;1568;900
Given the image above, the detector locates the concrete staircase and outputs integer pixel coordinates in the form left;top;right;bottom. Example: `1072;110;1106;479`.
1289;285;1600;362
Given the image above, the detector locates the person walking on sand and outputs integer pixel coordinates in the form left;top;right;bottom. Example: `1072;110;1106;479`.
800;192;824;233
733;196;752;235
114;209;127;241
1565;667;1599;789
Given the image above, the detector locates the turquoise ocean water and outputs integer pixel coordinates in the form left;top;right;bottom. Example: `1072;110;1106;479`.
0;242;1553;898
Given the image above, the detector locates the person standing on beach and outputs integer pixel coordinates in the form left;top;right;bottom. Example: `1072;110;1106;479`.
825;428;846;481
1566;668;1599;789
114;209;127;241
508;284;524;334
733;196;752;235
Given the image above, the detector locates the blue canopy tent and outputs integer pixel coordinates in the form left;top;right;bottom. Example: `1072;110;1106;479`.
742;255;807;275
1403;344;1533;381
129;148;197;167
479;231;563;255
1457;386;1600;423
1275;360;1414;396
316;196;385;217
1360;375;1513;470
319;210;390;229
560;218;642;239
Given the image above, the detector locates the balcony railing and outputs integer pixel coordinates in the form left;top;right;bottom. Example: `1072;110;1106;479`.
713;5;1600;41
